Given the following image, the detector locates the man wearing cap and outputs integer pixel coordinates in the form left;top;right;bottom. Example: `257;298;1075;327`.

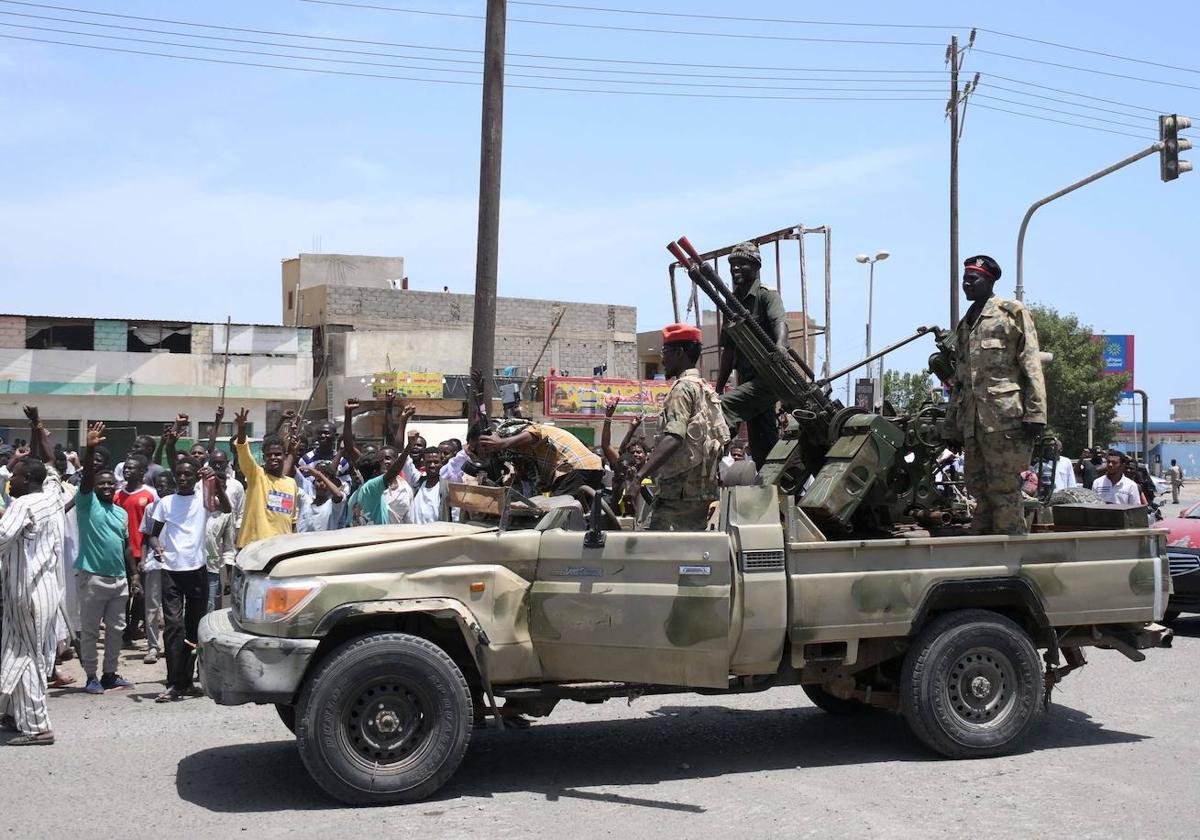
950;255;1047;536
715;241;789;470
637;324;730;531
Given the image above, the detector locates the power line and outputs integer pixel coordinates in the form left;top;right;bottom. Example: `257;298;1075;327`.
0;1;955;73
299;0;945;46
0;32;949;102
508;1;960;30
0;11;955;83
508;0;1200;76
972;92;1154;131
972;102;1156;141
0;23;953;92
975;48;1200;93
981;82;1159;122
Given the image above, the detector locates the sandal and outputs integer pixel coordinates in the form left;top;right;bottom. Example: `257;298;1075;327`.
48;674;76;688
155;687;183;703
7;732;55;746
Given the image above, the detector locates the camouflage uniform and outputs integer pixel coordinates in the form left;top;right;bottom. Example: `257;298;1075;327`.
951;296;1047;535
719;243;788;470
648;368;730;531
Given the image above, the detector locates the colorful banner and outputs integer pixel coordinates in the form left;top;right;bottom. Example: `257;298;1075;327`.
1095;335;1134;399
369;372;444;399
545;376;676;419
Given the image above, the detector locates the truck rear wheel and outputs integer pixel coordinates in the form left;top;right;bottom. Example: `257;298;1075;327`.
901;609;1043;759
275;704;297;734
296;632;472;806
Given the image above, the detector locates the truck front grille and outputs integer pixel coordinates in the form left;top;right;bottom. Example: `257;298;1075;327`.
741;549;785;572
1168;551;1200;577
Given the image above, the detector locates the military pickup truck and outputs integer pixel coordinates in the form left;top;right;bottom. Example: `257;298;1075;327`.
197;486;1172;806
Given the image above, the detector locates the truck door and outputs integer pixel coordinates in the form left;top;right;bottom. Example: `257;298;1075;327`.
531;529;733;689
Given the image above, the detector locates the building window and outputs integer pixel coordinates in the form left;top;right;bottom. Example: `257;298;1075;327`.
128;323;192;353
25;319;94;350
288;291;295;310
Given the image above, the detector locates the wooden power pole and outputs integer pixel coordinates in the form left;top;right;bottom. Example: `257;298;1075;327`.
946;30;977;329
470;0;507;422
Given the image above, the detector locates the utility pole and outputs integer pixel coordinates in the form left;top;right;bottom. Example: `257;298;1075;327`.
469;0;506;423
946;31;977;328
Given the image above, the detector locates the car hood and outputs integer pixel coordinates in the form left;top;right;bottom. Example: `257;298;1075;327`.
235;523;498;571
1155;516;1200;550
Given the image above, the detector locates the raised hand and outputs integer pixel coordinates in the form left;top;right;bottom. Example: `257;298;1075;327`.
604;396;621;419
86;421;106;448
175;413;189;429
162;423;178;441
214;405;226;422
233;407;250;428
345;398;360;414
401;404;417;421
384;388;397;405
22;405;39;424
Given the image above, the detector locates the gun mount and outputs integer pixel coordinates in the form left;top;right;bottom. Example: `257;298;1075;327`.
668;236;966;535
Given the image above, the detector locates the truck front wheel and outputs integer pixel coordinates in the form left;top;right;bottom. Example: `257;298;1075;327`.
296;632;472;805
901;609;1043;759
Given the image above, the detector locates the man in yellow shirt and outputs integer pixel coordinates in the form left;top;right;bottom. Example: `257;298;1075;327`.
233;407;297;548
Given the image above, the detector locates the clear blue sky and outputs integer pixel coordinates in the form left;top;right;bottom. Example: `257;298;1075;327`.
1;1;1195;419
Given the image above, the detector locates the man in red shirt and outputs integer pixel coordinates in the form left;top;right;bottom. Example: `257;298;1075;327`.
113;453;158;659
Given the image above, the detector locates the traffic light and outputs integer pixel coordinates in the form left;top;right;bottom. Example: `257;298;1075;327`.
1159;114;1193;182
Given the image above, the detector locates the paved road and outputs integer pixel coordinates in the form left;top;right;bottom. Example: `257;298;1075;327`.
2;616;1195;839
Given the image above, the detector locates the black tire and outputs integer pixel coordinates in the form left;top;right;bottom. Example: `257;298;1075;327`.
901;609;1043;759
296;632;472;806
1048;486;1103;506
275;704;297;734
802;684;874;715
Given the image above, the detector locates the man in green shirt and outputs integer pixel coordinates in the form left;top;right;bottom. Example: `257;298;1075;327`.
75;422;139;695
715;241;789;470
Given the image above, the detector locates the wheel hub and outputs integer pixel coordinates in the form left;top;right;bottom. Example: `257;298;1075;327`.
343;681;431;765
944;646;1017;728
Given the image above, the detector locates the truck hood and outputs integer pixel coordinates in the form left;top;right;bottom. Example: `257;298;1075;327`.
235;523;497;571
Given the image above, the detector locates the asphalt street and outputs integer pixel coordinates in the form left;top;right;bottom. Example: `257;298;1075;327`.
2;495;1196;840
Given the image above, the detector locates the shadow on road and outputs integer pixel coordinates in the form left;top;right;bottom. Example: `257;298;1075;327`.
175;700;1147;814
1166;615;1200;638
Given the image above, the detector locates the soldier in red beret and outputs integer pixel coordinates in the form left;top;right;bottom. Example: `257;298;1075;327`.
636;324;730;530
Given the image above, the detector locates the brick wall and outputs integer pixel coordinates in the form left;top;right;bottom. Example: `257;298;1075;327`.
0;315;24;349
93;319;127;352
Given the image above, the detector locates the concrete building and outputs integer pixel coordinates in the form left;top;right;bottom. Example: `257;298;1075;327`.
0;314;313;456
1171;397;1200;422
283;253;638;418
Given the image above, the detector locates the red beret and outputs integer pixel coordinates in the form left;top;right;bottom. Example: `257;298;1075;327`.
662;323;702;344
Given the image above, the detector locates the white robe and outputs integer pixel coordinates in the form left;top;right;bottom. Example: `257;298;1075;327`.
0;474;66;735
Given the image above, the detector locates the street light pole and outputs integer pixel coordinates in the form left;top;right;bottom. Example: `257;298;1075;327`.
1015;143;1160;301
856;250;890;408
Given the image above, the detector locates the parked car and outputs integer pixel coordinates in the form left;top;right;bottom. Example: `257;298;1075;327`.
1155;500;1200;621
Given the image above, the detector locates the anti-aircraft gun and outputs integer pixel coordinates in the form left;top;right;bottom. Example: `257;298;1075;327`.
667;236;966;535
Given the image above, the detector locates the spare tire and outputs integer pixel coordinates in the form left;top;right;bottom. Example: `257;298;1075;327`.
1048;486;1103;506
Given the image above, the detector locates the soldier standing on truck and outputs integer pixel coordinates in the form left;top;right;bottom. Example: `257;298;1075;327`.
950;255;1047;536
715;241;789;471
637;324;730;531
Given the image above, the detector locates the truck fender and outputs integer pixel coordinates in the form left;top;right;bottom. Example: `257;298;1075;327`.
910;577;1055;651
313;597;491;677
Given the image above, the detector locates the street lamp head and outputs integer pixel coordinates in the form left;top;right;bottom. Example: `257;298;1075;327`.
855;254;870;264
875;250;891;261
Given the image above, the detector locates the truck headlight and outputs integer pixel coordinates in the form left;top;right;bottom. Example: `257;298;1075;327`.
241;576;325;623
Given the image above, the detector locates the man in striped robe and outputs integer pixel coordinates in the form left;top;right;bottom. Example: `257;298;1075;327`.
0;456;65;745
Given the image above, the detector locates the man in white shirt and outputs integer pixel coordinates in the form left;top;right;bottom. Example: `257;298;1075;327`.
1090;451;1141;506
1051;439;1077;491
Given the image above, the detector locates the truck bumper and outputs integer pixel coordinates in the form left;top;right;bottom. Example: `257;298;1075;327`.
197;609;320;706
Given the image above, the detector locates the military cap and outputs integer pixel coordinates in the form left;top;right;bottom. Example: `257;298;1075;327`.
963;254;1002;281
729;241;762;266
662;323;703;345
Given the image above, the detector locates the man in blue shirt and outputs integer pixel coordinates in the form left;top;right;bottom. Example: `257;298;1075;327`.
75;422;140;695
